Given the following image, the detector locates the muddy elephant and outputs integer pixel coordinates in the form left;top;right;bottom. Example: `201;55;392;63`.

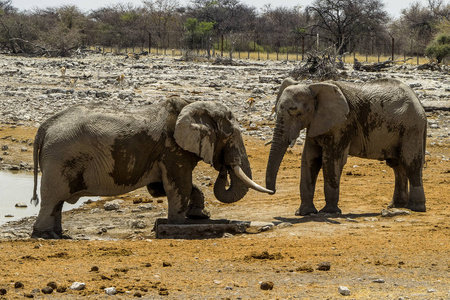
31;98;272;239
266;78;427;216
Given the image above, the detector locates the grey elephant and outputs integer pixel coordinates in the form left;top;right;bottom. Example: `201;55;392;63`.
31;98;272;239
266;78;427;216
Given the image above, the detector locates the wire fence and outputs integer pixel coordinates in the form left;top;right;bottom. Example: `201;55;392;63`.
90;45;443;66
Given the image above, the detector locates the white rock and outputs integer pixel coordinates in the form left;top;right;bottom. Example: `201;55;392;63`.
338;286;351;296
381;208;411;217
104;287;117;295
104;199;124;211
69;282;86;290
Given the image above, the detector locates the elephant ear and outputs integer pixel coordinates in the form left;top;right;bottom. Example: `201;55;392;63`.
174;101;230;166
308;83;349;137
275;77;298;109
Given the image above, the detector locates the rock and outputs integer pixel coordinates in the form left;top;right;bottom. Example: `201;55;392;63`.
104;287;117;295
246;221;275;233
104;199;124;211
276;222;293;229
15;202;28;208
338;286;351;296
317;262;331;271
372;278;385;283
69;282;86;290
260;281;274;290
47;282;58;289
131;220;147;229
137;203;156;211
14;281;24;288
56;286;67;293
296;264;314;272
1;145;8;151
41;286;53;294
381;208;411;217
90;266;99;272
0;288;6;295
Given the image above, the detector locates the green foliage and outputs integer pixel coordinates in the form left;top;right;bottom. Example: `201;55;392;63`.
426;33;450;63
184;18;215;49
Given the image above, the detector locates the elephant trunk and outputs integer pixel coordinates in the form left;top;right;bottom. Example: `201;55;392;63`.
266;123;290;193
213;153;272;203
214;154;252;204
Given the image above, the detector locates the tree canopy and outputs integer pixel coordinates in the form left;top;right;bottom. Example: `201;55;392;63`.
0;0;448;60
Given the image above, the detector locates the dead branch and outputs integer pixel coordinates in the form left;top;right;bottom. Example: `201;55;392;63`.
290;51;342;81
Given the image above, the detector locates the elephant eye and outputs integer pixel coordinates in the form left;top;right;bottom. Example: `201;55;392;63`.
288;107;301;116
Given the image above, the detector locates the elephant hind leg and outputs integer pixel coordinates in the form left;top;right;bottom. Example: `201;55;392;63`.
32;193;80;239
386;159;409;209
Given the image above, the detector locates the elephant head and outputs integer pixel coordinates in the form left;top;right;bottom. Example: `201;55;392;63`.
174;101;272;203
266;78;350;193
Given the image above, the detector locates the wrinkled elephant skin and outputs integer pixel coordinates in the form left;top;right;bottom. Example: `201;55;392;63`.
266;78;427;216
31;98;270;239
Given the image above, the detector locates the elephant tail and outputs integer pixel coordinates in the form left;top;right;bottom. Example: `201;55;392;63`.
31;127;44;206
423;122;428;168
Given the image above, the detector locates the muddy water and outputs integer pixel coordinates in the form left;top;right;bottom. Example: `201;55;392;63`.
0;171;95;225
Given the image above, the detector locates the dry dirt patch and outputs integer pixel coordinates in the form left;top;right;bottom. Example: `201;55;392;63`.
0;124;449;299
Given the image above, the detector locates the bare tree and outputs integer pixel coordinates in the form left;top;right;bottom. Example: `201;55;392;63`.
143;0;183;49
307;0;389;54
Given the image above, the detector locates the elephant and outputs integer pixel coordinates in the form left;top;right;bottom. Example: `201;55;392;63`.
30;98;272;239
266;78;427;216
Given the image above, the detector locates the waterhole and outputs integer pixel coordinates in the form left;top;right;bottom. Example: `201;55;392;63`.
0;171;96;226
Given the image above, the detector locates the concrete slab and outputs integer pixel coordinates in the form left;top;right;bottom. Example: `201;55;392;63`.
154;218;250;239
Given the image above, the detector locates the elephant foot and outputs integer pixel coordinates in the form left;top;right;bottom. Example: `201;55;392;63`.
319;205;342;215
296;205;318;216
186;208;211;220
406;203;426;212
31;229;64;239
387;198;408;209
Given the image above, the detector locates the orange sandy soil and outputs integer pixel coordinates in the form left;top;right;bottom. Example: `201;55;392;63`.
0;123;449;299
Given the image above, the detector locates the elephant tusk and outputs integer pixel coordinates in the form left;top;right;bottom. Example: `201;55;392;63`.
232;165;274;194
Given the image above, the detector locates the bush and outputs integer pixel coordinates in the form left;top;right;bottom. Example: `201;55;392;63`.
426;34;450;63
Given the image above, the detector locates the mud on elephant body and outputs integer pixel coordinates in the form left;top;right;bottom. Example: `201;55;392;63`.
266;78;427;216
31;98;271;239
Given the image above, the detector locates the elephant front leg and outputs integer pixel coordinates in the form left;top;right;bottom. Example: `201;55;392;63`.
161;165;191;224
186;184;211;219
297;142;322;216
319;150;348;214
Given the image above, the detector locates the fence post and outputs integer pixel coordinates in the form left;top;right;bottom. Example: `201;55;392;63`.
391;36;395;61
221;34;224;57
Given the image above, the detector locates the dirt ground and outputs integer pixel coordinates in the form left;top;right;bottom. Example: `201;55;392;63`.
0;119;449;299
